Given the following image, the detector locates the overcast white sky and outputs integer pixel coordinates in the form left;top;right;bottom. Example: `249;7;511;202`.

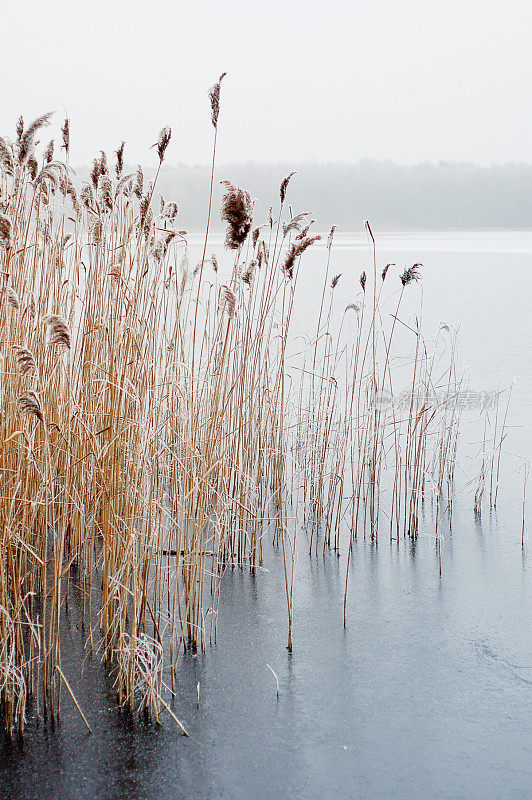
1;0;530;168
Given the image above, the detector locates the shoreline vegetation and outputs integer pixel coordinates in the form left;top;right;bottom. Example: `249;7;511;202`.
0;81;517;738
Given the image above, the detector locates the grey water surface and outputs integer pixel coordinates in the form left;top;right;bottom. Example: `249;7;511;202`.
1;232;530;800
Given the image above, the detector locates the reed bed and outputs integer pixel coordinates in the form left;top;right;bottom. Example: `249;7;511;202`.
0;95;512;737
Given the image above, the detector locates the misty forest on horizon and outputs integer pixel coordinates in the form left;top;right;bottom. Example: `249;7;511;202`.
81;159;532;232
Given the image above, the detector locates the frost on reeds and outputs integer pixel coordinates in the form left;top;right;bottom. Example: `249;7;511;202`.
13;346;37;376
16;390;43;422
43;314;71;348
0;103;504;739
220;181;253;249
282;235;321;279
208;72;226;128
0;214;12;249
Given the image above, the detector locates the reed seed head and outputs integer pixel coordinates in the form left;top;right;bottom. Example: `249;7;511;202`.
327;225;337;251
155;127;171;163
220;284;236;317
220;181;253;250
115;141;125;178
17;112;53;164
44;140;54;164
280;172;296;205
283;212;310;238
16;116;24;145
0;214;12;249
400;263;423;287
241;260;257;286
296;219;316;240
80;182;95;209
381;263;395;281
17;391;43;423
13;346;37;376
151;230;176;262
27;157;38;180
0;137;15;177
282;234;321;279
7;287;19;309
43;314;71;348
134;165;144;199
208;73;226;128
162;201;178;222
345;302;361;314
97;174;113;212
61;118;70;156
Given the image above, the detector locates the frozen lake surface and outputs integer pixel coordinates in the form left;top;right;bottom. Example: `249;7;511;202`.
1;231;530;800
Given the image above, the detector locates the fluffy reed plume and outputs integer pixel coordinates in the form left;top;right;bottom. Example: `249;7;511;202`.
115;172;134;199
43;314;71;348
283;212;309;237
44;140;54;164
13;346;37;376
220;284;236;317
61;117;70;156
151;230;176;262
80;182;95;209
155;127;172;163
327;225;337;250
115;141;125;178
211;253;218;272
0;137;14;177
256;240;267;268
89;216;103;244
0;214;12;249
331;274;341;289
16;390;43;422
90;151;108;189
241;259;256;286
15;115;24;145
296;219;316;240
64;178;80;213
139;195;153;236
134;165;144;198
381;263;394;281
220;181;253;249
26;157;38;180
280;171;296;204
208;72;227;128
162;201;178;221
282;234;321;279
400;263;423;286
98;174;113;211
17;112;53;164
6;287;19;309
360;271;366;292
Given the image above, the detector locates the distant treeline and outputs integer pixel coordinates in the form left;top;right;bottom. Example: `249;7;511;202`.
150;160;532;232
